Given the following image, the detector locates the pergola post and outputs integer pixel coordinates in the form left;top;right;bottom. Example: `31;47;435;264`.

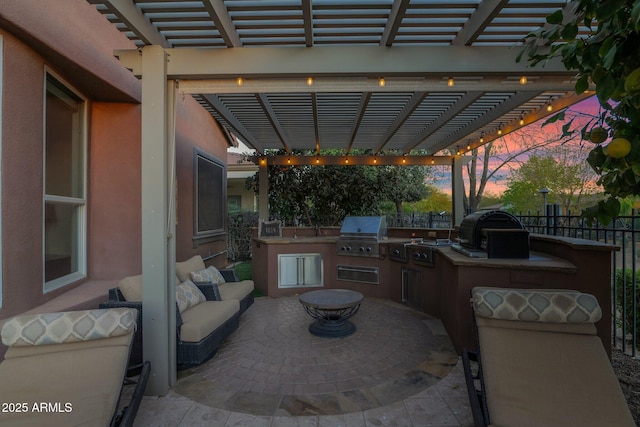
140;45;177;395
452;156;466;226
258;160;269;220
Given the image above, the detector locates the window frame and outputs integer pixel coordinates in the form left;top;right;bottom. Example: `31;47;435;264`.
193;148;227;241
42;69;87;292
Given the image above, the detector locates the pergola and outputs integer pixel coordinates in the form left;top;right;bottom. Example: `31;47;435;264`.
86;0;589;394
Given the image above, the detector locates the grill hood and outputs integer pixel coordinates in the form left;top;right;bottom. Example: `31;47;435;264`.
340;216;388;241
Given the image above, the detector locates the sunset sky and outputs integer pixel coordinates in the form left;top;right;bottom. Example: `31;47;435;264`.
433;95;601;196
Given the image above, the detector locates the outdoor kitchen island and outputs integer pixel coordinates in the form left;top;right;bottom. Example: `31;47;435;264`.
252;229;617;356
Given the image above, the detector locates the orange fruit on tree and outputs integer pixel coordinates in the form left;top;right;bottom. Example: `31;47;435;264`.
588;127;608;144
607;137;632;158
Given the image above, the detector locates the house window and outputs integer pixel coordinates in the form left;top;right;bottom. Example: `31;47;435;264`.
194;148;226;240
44;73;86;291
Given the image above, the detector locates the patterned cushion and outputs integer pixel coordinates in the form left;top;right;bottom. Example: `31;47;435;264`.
207;266;226;284
472;287;602;324
176;280;207;313
1;308;137;347
191;268;216;283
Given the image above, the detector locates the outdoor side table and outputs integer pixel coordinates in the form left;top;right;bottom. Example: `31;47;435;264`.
299;289;364;338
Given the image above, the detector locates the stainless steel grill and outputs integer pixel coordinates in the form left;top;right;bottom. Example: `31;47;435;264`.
336;216;387;257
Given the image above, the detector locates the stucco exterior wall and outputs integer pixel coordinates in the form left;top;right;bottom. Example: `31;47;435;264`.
0;1;232;318
175;95;231;269
1;30;48;317
89;103;142;280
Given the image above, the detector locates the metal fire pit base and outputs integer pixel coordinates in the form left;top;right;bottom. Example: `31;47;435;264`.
299;289;363;338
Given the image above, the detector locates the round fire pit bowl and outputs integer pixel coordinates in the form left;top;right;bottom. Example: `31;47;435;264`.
299;289;364;338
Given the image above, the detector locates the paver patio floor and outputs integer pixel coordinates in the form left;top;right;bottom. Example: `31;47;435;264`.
134;296;473;426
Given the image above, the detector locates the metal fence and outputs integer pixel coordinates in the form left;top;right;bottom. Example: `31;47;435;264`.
516;206;639;356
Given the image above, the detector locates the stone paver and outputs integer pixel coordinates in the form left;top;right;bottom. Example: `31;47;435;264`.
133;296;473;426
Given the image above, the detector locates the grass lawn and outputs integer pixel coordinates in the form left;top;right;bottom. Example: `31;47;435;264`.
233;261;252;281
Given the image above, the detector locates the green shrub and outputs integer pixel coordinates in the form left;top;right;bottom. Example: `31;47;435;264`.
614;269;640;337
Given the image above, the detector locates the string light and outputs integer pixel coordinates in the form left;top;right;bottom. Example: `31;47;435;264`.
378;77;386;87
345;157;349;164
307;77;314;86
519;116;525;126
447;77;455;87
316;157;320;164
236;77;244;86
498;128;503;136
431;158;435;164
519;75;528;85
546;102;553;112
373;156;377;164
287;157;291;164
260;157;266;165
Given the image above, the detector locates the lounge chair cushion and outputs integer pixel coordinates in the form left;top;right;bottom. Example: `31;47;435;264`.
175;280;207;313
0;334;131;426
477;316;635;427
472;287;601;324
179;299;239;343
218;280;254;302
1;308;136;347
118;274;143;302
176;255;206;282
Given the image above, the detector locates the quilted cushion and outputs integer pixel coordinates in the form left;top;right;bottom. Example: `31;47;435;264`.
176;280;206;313
1;308;137;347
472;287;602;324
176;255;206;282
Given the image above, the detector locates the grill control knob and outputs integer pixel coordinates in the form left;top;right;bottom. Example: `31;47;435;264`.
392;249;400;256
359;247;365;252
366;247;372;252
413;253;421;260
421;253;430;260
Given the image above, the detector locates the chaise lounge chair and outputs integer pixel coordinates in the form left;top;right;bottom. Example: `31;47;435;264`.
0;307;149;426
463;287;635;427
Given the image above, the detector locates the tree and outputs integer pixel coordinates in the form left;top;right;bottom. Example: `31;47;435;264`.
246;150;431;226
520;0;640;224
461;123;578;213
502;144;600;214
406;185;452;214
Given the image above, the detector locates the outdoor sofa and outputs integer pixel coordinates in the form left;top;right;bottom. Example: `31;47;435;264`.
175;255;255;315
101;256;252;368
0;307;149;426
463;287;635;427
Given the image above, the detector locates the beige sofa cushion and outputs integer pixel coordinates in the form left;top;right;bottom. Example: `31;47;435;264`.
0;341;130;426
176;255;206;282
218;280;254;302
118;274;143;301
1;308;136;347
179;300;239;343
478;321;635;427
176;280;206;313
